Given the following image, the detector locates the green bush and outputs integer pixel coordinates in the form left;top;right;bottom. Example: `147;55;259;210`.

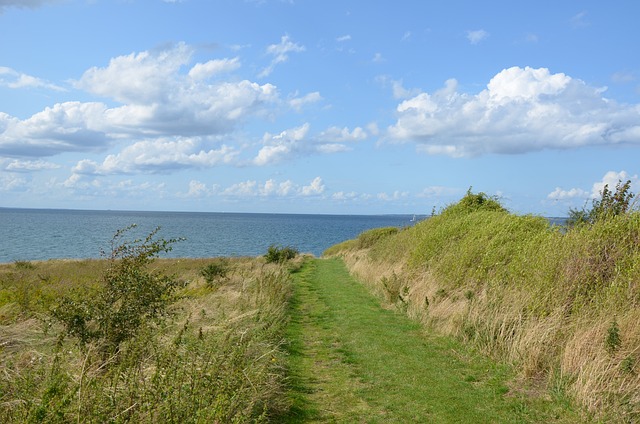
264;245;299;263
568;179;636;226
51;225;181;355
201;259;230;287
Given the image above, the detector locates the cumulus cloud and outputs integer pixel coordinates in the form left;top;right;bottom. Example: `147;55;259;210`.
259;35;305;78
466;29;489;44
253;123;358;165
0;102;112;157
301;176;325;196
387;66;640;157
336;35;351;42
71;137;238;175
547;171;639;202
1;43;279;158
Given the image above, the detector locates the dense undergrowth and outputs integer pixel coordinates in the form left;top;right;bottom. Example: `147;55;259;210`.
325;189;640;422
0;229;298;423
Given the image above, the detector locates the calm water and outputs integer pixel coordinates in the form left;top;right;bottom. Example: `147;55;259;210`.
0;208;418;263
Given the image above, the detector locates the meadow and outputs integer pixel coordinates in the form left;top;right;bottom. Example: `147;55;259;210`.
0;228;298;422
325;187;640;422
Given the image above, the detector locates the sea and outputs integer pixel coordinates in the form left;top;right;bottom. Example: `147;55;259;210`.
0;208;420;263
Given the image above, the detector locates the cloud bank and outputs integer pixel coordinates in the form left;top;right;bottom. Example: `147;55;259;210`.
388;66;640;157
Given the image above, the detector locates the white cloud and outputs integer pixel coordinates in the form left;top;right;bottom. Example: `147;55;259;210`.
301;176;324;196
372;52;385;63
387;66;640;157
253;123;352;165
317;126;367;142
0;66;64;91
188;57;241;80
1;44;279;158
71;137;238;175
547;171;640;203
259;35;305;78
289;91;322;112
336;35;351;42
466;29;489;44
591;170;639;198
254;123;310;166
547;187;589;201
0;102;112;156
220;176;323;198
4;159;60;172
377;191;409;201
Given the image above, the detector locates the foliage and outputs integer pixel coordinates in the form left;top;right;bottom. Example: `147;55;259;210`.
442;187;507;217
200;259;230;287
568;180;636;226
51;225;181;355
264;244;299;263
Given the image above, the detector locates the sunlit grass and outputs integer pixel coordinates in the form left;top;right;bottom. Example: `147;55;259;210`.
326;192;640;422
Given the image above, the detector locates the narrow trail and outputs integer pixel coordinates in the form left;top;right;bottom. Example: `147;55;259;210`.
282;258;572;423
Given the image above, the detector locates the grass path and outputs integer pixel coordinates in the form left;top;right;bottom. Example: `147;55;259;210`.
281;258;580;423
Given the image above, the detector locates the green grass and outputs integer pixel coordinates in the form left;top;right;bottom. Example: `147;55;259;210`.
282;258;583;423
325;190;640;422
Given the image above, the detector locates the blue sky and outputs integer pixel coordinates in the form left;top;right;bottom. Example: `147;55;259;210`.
1;0;639;216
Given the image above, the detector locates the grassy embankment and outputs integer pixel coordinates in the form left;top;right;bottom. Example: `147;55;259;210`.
0;248;297;422
283;258;583;423
325;191;640;422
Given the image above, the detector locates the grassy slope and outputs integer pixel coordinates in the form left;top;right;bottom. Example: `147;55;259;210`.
282;258;582;423
325;196;640;423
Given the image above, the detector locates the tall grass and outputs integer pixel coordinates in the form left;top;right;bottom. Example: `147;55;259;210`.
326;191;640;422
0;256;296;422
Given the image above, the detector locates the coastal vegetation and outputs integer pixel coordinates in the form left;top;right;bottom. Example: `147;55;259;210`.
325;184;640;422
0;227;298;422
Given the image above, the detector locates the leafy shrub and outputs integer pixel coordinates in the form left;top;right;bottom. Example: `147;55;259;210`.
264;245;298;263
201;259;230;287
51;225;181;355
568;180;636;226
442;187;506;217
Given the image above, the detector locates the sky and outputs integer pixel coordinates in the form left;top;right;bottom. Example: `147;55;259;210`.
1;0;639;216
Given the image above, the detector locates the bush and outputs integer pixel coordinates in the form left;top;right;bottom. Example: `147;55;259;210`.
201;259;230;287
51;225;182;355
568;180;636;226
264;245;298;263
442;187;506;217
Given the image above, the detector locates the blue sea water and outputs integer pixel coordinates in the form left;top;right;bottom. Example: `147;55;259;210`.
0;208;418;263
